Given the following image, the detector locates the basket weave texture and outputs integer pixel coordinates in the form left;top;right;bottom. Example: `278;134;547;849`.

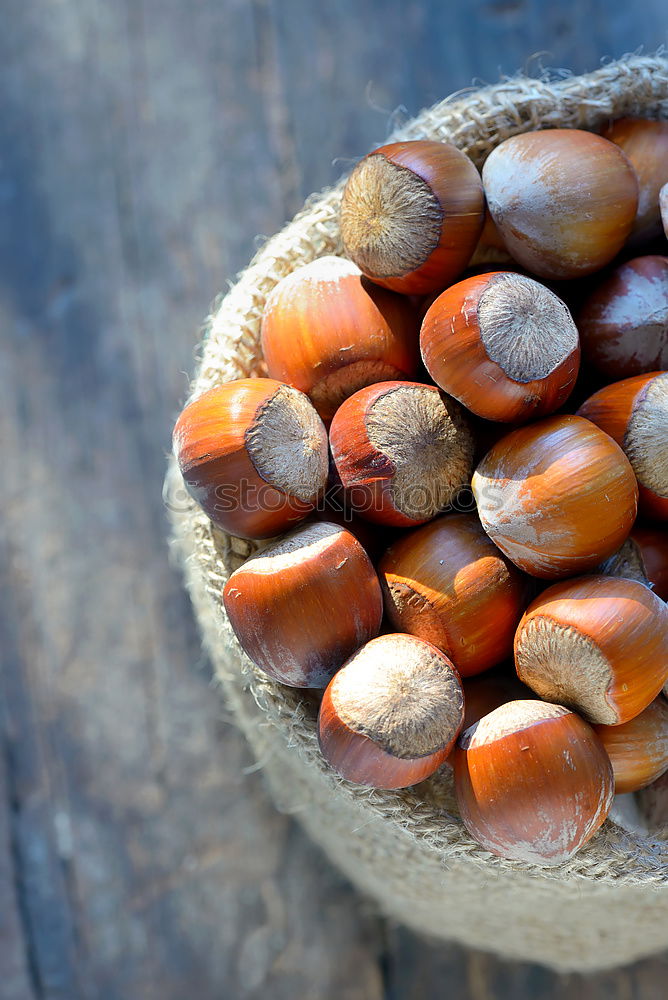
167;56;668;972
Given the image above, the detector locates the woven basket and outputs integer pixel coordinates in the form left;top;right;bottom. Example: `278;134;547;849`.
166;56;668;973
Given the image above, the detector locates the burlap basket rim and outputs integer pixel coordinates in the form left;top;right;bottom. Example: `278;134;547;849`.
167;54;668;889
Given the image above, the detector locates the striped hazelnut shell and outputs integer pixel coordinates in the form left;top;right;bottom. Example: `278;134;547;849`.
329;381;474;528
577;372;668;521
173;379;329;539
260;256;418;420
379;513;529;677
577;256;668;381
340;140;485;295
594;696;668;794
483;129;638;280
454;699;614;865
420;271;580;423
472;414;638;579
514;575;668;725
318;633;464;788
223;521;383;688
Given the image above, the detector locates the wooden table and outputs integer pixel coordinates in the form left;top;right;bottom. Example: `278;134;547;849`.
1;3;667;996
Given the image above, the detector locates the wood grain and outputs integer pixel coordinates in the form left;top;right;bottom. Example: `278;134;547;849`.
0;1;667;997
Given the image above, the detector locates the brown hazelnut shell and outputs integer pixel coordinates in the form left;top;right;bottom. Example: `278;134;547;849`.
472;414;638;578
594;696;668;794
482;129;638;280
318;633;464;788
340;140;484;295
379;513;529;677
329;381;474;528
602;117;668;245
420;271;580;423
577;372;668;521
454;700;614;865
173;379;329;539
223;521;383;688
577;256;668;381
514;575;668;725
260;256;419;420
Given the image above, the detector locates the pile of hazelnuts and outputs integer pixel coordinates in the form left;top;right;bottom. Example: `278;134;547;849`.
174;119;668;867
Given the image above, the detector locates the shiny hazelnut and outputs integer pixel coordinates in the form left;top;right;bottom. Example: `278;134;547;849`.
577;256;668;380
173;379;329;539
420;271;580;423
340;140;485;294
482;129;638;279
594;696;668;794
260;256;418;420
577;372;668;520
514;575;668;725
472;414;638;578
318;633;464;788
454;700;614;865
379;513;529;677
329;381;474;527
602;117;668;245
223;521;383;688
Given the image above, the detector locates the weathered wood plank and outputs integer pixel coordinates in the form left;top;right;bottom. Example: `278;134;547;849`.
0;1;386;996
383;924;668;999
0;701;39;1000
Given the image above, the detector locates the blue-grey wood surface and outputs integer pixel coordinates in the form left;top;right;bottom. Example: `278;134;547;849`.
1;2;667;997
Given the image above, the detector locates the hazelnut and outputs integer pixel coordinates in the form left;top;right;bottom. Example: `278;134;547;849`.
420;271;580;422
379;512;529;677
318;633;464;788
602;117;668;245
329;381;474;527
472;414;638;578
454;700;614;865
173;379;329;539
223;521;383;688
261;256;418;420
482;129;638;279
514;575;668;725
594;696;668;794
340;140;485;294
577;371;668;520
577;256;668;380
